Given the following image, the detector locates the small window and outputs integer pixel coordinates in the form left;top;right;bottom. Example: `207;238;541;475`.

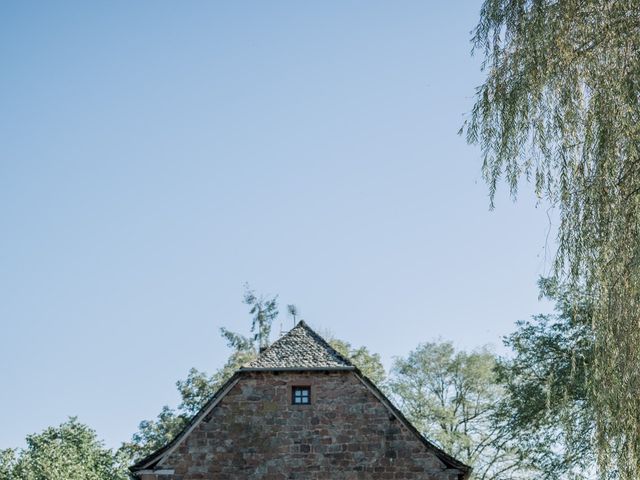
292;386;311;405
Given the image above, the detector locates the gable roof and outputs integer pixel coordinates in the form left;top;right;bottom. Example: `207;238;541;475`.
131;321;471;479
241;320;354;371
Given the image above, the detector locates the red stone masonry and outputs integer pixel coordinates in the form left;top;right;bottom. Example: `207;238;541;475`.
144;371;464;480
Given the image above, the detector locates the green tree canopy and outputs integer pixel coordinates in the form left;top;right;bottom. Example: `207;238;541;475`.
2;418;128;480
496;278;595;479
243;284;279;350
390;341;532;480
465;1;640;476
327;338;387;389
0;449;16;480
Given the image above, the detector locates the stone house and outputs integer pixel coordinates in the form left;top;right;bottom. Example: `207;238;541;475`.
130;321;471;480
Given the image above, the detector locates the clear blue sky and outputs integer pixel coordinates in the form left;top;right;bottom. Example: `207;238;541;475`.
1;1;556;450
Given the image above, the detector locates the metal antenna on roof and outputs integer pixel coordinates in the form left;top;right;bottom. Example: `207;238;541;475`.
287;304;298;328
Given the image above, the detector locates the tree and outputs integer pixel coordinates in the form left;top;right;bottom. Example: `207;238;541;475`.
119;405;186;462
389;341;532;480
0;449;16;480
496;278;596;479
2;418;128;480
327;338;387;389
243;284;279;350
464;1;640;476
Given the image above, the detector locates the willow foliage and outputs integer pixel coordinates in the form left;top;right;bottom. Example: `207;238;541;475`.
465;1;640;477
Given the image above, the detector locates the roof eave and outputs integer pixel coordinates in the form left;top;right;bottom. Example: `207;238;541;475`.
239;366;356;372
352;370;472;479
129;372;242;473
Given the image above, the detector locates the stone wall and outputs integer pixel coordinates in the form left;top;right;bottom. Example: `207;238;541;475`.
151;371;463;480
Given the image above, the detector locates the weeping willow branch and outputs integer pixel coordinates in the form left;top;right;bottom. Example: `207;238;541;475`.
464;1;640;478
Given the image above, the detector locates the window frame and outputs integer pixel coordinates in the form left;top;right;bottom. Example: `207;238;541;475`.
291;385;311;405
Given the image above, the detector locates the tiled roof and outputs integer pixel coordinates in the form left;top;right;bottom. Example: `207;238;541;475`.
242;320;354;370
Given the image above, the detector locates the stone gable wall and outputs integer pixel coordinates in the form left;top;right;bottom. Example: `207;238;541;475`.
149;371;462;480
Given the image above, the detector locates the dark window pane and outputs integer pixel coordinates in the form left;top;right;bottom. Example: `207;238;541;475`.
292;387;311;404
